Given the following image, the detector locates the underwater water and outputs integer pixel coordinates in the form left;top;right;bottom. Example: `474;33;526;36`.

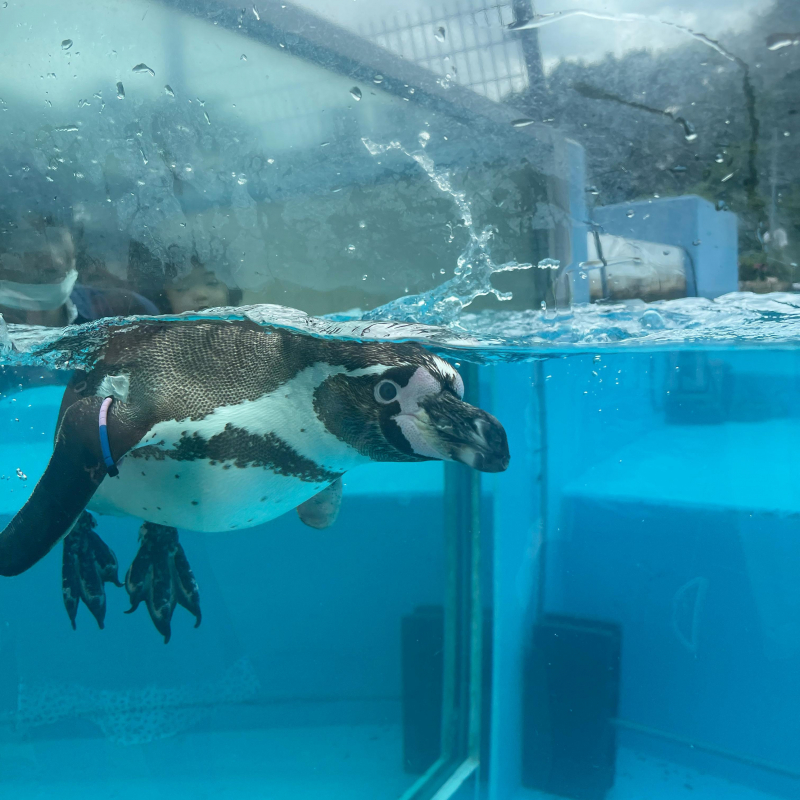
0;303;799;800
0;0;797;795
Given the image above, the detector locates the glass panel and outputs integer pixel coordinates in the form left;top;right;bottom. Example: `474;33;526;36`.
0;0;799;799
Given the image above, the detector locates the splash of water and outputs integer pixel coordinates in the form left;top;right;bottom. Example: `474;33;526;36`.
4;293;800;377
360;137;547;326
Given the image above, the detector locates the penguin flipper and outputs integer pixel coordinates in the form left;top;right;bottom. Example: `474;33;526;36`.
0;396;142;577
296;478;343;530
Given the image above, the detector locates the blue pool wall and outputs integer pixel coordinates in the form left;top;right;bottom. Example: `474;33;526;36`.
488;350;800;799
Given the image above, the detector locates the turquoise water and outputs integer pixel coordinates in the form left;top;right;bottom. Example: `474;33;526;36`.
1;308;799;799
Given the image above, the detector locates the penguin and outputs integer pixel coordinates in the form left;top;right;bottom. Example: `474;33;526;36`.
0;318;509;641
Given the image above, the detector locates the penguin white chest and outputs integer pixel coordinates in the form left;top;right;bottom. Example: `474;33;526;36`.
90;365;373;531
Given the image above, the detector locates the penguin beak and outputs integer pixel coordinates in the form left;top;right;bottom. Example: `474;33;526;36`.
415;392;510;473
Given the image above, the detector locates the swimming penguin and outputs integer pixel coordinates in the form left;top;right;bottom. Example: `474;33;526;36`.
0;319;509;641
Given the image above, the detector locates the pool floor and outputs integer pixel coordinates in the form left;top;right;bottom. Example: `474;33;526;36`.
1;724;786;799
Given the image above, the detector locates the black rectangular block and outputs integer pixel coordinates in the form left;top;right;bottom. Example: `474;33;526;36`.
522;614;622;800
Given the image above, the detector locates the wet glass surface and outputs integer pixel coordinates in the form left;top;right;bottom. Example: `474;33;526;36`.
0;0;799;798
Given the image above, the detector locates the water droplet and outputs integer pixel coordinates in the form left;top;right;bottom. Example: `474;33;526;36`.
203;111;211;125
537;258;560;270
439;268;446;274
54;125;79;132
434;26;446;43
241;53;247;61
358;220;366;228
116;82;125;99
237;174;247;185
61;39;73;50
626;209;635;218
511;118;535;128
164;85;174;97
47;72;56;79
715;153;724;163
347;244;356;252
587;185;599;195
579;270;588;280
350;86;362;101
685;131;697;142
641;309;665;329
692;240;701;246
418;130;430;147
362;274;368;280
373;74;384;84
540;301;547;311
721;172;735;182
252;4;260;20
267;158;274;164
15;468;26;481
784;131;791;137
766;33;799;51
132;63;155;76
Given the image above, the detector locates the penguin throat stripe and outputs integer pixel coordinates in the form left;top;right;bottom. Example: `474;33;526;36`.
129;423;341;484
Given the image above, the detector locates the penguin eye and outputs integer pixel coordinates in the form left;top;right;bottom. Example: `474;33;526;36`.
375;380;399;403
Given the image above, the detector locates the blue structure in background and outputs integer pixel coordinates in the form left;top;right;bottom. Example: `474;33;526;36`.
591;195;739;300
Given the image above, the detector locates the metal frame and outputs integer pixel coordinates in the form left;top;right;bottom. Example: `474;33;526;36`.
398;362;485;800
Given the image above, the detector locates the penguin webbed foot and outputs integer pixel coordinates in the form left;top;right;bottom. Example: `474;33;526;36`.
62;511;123;631
125;523;201;643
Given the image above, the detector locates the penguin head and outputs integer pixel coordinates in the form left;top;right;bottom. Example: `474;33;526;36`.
314;348;509;473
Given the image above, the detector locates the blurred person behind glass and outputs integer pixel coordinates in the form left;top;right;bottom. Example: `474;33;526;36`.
164;261;235;314
0;216;158;393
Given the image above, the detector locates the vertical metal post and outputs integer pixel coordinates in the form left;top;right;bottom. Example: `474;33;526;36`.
511;0;546;114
